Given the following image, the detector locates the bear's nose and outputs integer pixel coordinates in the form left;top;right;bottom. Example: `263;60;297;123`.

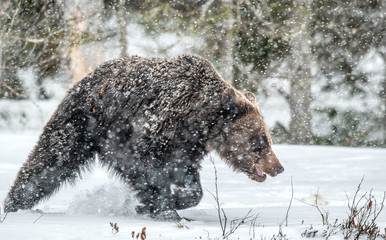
276;166;284;174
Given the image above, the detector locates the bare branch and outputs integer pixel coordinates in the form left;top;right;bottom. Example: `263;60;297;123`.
33;213;45;224
224;209;253;238
207;155;225;235
248;213;259;238
0;204;7;224
296;188;329;225
282;176;294;227
207;155;257;239
0;213;7;224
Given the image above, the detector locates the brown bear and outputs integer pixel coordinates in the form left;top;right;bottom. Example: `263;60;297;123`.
3;55;284;221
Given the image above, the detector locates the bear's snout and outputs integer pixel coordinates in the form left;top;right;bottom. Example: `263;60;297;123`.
271;166;284;177
276;166;285;174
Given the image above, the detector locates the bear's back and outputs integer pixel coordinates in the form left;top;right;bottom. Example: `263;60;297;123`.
57;55;230;142
80;55;226;116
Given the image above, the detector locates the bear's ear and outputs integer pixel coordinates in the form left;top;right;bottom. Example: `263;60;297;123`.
244;92;256;103
244;92;260;113
221;87;248;120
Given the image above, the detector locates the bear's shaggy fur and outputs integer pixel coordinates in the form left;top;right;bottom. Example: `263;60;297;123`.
3;55;283;220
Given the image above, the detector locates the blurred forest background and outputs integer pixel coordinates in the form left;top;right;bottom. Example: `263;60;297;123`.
0;0;385;147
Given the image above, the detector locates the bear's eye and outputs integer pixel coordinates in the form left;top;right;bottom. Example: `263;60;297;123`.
251;135;268;154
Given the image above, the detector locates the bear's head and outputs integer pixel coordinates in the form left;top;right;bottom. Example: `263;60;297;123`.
206;87;284;182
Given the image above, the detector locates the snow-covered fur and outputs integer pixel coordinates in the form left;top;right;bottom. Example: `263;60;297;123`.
3;55;283;220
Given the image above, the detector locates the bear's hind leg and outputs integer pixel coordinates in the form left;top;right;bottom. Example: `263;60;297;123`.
4;113;95;212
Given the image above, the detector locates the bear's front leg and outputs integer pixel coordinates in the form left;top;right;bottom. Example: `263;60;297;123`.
110;159;182;221
168;165;203;211
133;165;203;220
134;183;182;221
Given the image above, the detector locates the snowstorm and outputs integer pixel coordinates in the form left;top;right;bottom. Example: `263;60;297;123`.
0;0;385;239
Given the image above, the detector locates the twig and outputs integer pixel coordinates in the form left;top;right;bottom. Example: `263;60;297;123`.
296;188;329;225
207;155;256;239
283;176;294;227
224;209;253;238
324;219;341;240
221;208;228;236
248;213;259;238
346;176;365;212
0;213;7;223
33;213;45;224
371;191;385;225
207;155;226;236
1;202;8;223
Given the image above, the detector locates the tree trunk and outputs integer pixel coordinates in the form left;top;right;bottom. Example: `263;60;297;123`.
382;54;386;147
288;62;313;144
117;0;129;58
383;76;386;147
287;2;313;145
219;0;235;84
65;0;103;82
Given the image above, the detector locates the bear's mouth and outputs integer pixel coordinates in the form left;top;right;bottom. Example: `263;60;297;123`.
250;164;267;182
255;165;266;177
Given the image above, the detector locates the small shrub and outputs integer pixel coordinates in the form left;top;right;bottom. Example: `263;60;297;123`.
342;179;385;240
109;222;119;235
301;225;318;238
270;224;289;240
322;219;341;240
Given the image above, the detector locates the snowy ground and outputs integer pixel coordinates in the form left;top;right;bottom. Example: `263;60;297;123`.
0;131;385;239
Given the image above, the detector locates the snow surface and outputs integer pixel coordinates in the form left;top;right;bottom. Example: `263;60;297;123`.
0;131;385;239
